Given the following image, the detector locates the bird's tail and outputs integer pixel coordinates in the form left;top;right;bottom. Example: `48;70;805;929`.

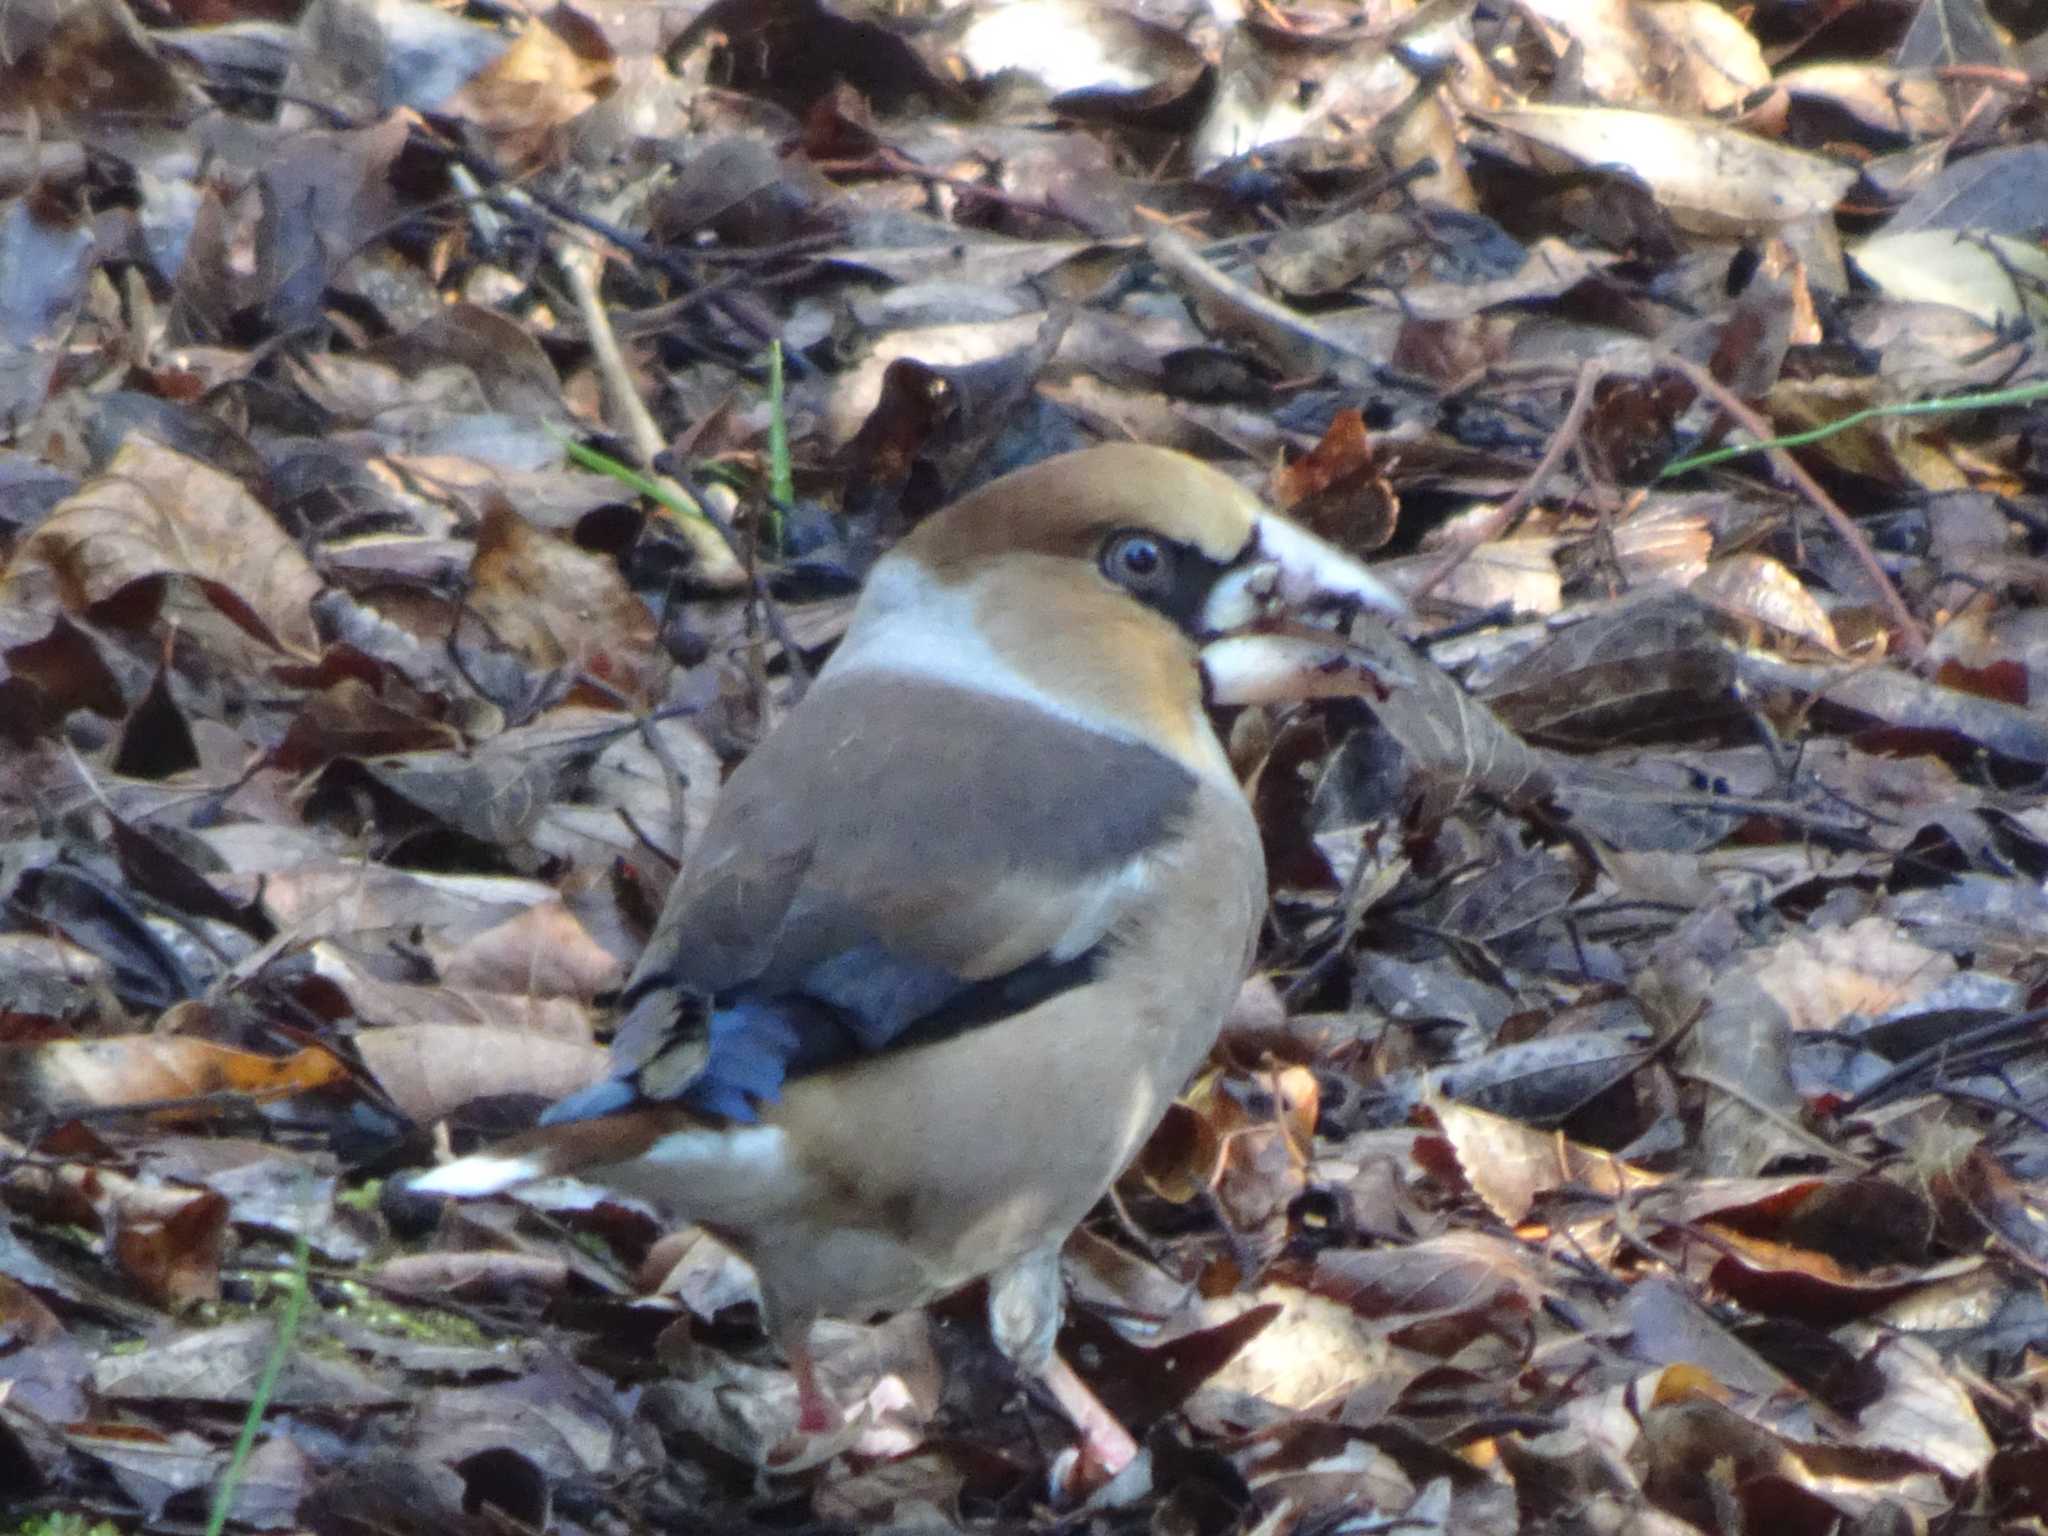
409;1107;790;1222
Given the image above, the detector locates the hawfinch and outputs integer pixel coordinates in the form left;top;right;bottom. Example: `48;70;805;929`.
412;444;1404;1478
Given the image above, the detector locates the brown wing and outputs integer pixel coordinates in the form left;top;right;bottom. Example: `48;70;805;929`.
554;673;1200;1123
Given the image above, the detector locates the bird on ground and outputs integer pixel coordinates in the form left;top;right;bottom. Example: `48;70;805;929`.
412;443;1406;1482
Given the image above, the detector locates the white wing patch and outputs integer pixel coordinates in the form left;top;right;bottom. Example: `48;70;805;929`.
641;1124;788;1172
1049;848;1163;961
410;1152;547;1197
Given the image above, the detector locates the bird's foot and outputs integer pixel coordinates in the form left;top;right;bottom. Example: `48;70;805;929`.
1041;1351;1144;1500
790;1336;843;1435
766;1392;846;1470
763;1334;846;1468
795;1389;840;1435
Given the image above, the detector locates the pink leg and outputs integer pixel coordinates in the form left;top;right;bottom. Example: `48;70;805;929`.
1040;1352;1139;1475
784;1328;841;1434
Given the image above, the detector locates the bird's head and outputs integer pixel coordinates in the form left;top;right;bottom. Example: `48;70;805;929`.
824;444;1407;774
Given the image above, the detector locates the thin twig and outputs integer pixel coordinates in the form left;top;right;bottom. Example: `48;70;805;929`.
1660;377;2048;477
1660;354;1928;659
1676;1066;1870;1169
1410;358;1605;605
1837;1006;2048;1114
554;239;746;589
812;147;1106;235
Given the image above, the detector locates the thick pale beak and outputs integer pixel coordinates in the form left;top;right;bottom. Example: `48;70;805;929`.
1200;513;1405;706
1202;513;1405;633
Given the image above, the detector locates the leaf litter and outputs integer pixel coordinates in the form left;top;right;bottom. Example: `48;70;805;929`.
3;0;2048;1531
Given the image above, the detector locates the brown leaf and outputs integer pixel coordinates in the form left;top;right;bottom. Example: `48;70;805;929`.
1273;409;1399;554
1;1037;347;1117
352;1023;605;1125
2;436;323;656
446;8;616;170
467;500;661;707
1423;1093;1662;1226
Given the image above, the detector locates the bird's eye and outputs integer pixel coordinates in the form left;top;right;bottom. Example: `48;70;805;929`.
1100;531;1176;597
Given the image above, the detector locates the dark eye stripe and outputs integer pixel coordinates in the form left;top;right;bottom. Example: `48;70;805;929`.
1098;528;1240;634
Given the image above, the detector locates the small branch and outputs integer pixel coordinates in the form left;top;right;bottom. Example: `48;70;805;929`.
812;147;1107;235
1660;355;1927;660
1410;359;1605;604
1148;226;1377;381
555;238;747;590
1659;378;2048;477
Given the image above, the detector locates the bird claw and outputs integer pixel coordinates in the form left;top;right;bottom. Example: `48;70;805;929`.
766;1353;926;1469
1035;1350;1147;1502
1048;1442;1152;1507
795;1385;840;1436
764;1397;861;1471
